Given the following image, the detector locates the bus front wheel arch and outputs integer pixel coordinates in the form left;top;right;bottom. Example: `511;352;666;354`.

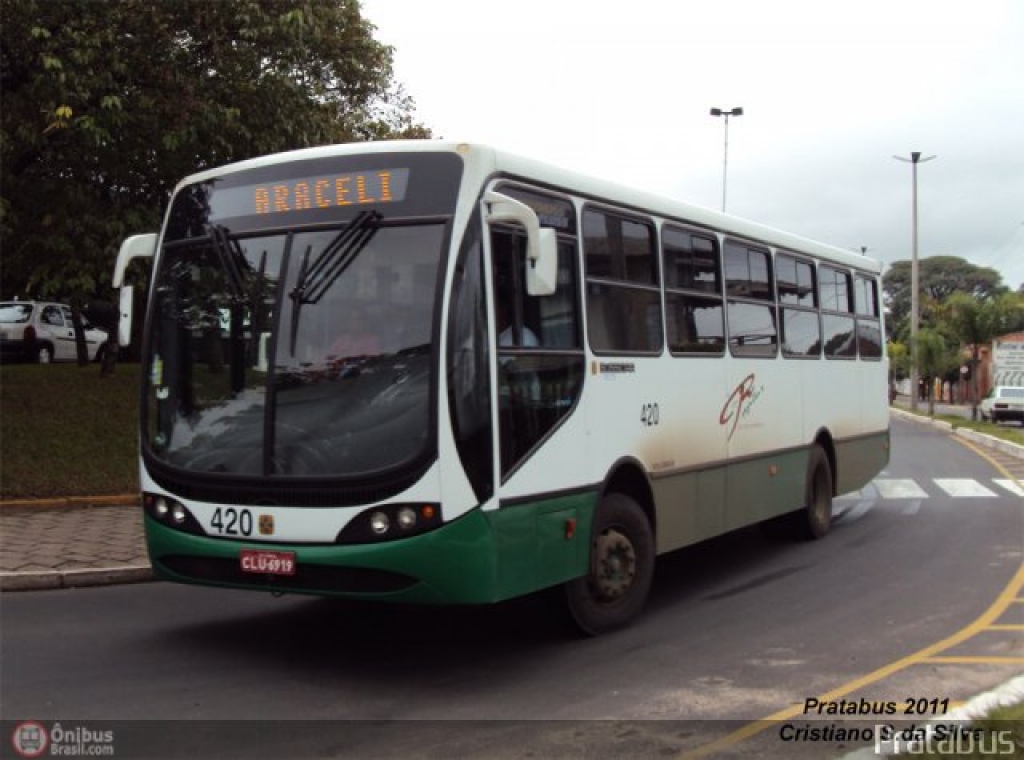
564;492;655;636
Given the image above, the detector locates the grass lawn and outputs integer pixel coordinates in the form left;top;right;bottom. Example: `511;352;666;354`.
1;363;141;499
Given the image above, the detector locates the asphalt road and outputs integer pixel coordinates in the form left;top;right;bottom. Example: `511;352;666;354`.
2;417;1021;759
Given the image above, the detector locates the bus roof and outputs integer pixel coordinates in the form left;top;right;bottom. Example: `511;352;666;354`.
179;140;881;275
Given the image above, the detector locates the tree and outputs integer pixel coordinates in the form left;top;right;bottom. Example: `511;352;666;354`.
942;292;1019;420
913;328;960;416
1;0;429;306
882;256;1006;340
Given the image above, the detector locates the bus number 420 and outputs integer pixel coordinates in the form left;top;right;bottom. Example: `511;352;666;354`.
641;402;660;427
211;507;253;536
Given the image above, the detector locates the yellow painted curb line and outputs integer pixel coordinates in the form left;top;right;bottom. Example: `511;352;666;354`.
0;494;138;508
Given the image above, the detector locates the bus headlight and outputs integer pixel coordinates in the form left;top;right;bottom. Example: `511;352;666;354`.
143;492;204;536
369;511;390;535
335;503;443;544
397;507;417;530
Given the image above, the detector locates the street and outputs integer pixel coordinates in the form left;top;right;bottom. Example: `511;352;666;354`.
2;416;1022;759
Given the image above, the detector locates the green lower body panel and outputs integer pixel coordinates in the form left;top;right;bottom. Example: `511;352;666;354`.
834;429;890;495
651;428;890;554
145;489;599;605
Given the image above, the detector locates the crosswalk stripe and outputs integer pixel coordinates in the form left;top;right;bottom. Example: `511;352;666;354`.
874;479;929;499
837;500;874;522
994;479;1024;498
901;499;923;515
934;479;998;498
838;477;1022;502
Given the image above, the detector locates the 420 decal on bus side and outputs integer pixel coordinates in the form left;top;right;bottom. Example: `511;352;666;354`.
640;403;660;427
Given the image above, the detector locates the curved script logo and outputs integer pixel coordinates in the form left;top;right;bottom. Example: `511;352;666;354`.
719;373;764;440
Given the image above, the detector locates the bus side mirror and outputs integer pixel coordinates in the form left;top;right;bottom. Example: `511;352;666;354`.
118;286;134;347
528;228;558;297
112;233;157;347
482;191;558;297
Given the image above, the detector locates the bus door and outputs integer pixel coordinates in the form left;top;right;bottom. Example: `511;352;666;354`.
484;209;588;591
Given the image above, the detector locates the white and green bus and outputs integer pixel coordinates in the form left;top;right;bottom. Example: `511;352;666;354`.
114;141;890;633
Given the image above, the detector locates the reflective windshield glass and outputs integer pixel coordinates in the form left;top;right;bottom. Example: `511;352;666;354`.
143;152;462;483
146;222;444;477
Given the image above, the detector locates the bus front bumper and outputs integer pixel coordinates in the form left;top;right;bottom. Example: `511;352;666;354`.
144;509;501;604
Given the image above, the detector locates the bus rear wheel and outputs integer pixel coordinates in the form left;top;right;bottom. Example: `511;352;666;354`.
565;493;654;636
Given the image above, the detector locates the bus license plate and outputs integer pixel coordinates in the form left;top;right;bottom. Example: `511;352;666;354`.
240;549;296;576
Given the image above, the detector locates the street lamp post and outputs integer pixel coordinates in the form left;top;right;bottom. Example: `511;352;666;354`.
893;151;936;413
710;107;743;212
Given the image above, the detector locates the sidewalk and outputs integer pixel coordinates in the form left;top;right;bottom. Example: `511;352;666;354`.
0;496;151;591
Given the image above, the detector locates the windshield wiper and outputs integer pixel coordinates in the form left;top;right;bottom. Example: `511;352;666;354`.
205;224;247;300
288;210;381;357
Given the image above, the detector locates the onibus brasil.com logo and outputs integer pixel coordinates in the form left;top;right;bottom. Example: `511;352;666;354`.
11;722;115;757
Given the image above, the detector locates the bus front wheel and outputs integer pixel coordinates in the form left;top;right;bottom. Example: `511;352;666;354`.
565;493;654;636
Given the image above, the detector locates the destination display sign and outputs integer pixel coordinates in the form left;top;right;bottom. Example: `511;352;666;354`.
210;168;410;220
165;152;463;241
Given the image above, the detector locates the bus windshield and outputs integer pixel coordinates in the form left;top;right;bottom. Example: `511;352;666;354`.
145;218;445;478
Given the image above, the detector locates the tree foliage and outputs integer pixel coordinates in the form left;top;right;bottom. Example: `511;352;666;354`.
913;328;960;416
882;256;1006;339
1;0;429;301
941;292;1023;417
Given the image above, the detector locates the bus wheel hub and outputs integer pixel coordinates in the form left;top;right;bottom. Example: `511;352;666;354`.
594;529;636;600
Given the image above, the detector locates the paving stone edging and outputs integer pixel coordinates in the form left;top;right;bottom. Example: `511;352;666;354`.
0;566;153;591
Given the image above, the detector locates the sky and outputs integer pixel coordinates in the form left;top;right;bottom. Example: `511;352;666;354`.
361;0;1024;290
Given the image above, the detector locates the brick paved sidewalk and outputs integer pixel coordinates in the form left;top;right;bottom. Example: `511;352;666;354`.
0;501;152;590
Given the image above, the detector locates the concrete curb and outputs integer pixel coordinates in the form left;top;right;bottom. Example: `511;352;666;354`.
0;565;153;591
890;408;1024;460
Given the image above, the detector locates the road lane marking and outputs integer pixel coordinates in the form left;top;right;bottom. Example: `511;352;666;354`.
994;479;1024;497
677;560;1024;759
934;478;998;498
924;656;1024;665
873;479;929;499
679;548;1024;756
677;435;1024;759
901;499;922;516
836;500;874;523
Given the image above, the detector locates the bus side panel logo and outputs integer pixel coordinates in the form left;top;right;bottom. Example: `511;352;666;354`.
720;373;764;440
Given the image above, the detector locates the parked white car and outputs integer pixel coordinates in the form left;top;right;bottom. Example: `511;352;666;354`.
0;301;109;363
979;385;1024;425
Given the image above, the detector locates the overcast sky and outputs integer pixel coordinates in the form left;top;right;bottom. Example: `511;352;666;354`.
361;0;1024;289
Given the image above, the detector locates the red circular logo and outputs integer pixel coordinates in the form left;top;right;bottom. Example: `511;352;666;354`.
11;722;49;758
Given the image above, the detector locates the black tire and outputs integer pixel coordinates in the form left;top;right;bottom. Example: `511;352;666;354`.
795;445;833;540
565;493;655;636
